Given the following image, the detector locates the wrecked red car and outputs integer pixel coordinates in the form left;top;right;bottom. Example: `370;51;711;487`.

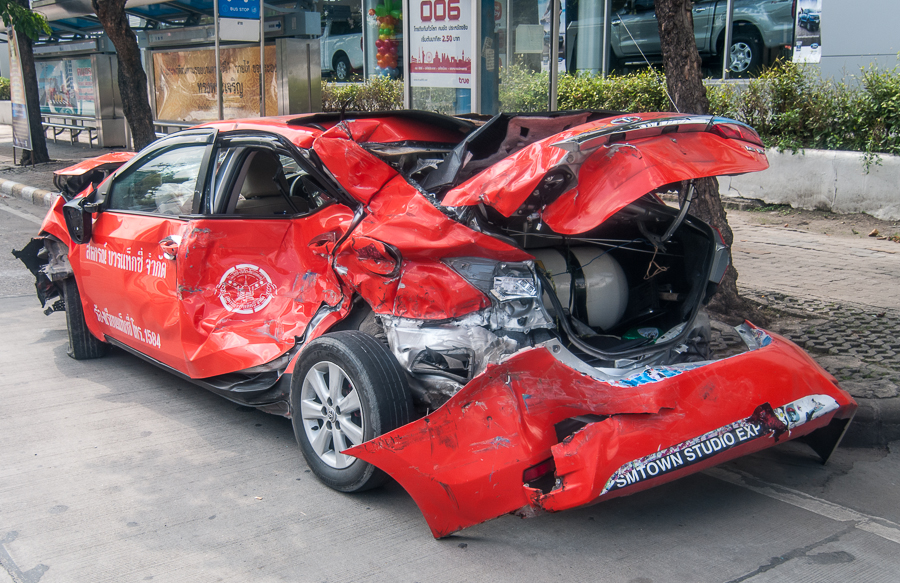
16;110;856;538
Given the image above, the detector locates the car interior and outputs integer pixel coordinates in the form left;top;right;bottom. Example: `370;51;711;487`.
221;148;333;217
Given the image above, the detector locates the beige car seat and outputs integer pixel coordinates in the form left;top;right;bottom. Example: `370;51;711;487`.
234;150;293;215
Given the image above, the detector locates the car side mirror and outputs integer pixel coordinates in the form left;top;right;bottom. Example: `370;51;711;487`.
63;196;97;245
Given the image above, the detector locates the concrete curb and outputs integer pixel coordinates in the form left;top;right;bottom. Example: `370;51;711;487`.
0;177;59;208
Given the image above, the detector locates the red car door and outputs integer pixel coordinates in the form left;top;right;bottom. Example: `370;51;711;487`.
72;130;217;371
171;136;354;379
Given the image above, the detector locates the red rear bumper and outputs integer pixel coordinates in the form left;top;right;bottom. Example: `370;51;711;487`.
348;327;856;538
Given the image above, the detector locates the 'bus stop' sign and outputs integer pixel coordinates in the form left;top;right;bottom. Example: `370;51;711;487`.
219;0;260;19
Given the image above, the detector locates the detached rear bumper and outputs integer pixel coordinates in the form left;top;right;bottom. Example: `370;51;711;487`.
348;325;856;538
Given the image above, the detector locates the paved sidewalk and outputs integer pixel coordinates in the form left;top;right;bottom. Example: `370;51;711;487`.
0;124;127;207
1;125;897;447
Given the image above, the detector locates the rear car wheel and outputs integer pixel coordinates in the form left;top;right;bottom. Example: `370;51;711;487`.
291;331;413;492
728;34;761;76
333;54;352;81
62;278;108;360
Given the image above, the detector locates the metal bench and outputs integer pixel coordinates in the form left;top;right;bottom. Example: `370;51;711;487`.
154;121;194;138
42;115;98;147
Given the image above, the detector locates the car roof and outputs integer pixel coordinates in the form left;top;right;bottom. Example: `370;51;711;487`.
192;110;478;149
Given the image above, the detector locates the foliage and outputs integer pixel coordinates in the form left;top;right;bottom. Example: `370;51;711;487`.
0;77;9;101
323;61;900;159
322;77;403;112
0;1;51;40
707;60;900;163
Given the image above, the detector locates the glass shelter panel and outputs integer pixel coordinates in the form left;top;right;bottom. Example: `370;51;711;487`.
365;0;404;80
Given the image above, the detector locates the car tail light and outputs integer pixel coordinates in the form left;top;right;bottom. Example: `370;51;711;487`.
711;122;764;147
523;458;555;484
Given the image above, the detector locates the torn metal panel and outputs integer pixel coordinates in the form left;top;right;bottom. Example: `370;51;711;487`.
349;331;855;538
52;152;136;198
441;113;768;235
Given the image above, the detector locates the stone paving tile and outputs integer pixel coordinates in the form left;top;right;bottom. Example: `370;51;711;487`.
710;290;900;400
729;214;900;311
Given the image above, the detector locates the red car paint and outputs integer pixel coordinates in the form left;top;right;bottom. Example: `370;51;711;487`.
27;111;855;538
349;330;854;537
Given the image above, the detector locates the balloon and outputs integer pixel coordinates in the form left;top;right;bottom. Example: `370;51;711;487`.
374;4;387;17
368;8;375;15
378;34;387;41
390;9;402;19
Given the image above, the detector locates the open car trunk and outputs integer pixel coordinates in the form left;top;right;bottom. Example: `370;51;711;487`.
331;111;856;538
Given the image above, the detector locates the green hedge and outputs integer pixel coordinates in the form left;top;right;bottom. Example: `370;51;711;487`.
323;61;900;158
0;77;9;101
322;77;403;112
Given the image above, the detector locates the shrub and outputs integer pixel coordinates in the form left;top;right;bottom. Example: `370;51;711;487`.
322;76;402;112
322;62;900;157
0;77;10;101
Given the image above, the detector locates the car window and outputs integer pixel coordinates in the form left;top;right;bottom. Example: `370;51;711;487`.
107;145;206;215
223;148;336;216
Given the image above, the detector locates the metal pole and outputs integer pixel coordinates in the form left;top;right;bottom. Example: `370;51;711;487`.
721;0;734;80
402;0;410;110
259;0;266;117
472;0;480;114
601;0;611;77
549;0;559;110
214;0;223;120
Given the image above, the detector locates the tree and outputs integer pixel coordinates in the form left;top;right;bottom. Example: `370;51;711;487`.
91;0;157;150
654;0;765;325
4;0;51;165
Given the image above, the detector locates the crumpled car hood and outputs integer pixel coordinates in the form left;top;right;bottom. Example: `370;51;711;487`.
441;113;769;235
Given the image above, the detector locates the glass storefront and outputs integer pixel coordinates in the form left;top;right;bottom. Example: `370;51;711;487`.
565;0;794;79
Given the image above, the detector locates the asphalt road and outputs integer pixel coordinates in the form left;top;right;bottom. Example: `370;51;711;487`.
2;199;899;583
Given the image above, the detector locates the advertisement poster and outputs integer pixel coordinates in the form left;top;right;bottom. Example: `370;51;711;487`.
8;30;31;151
36;58;95;116
153;45;277;121
408;0;474;88
793;0;822;63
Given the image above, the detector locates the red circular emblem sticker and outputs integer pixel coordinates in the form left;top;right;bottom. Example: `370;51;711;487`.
216;264;277;314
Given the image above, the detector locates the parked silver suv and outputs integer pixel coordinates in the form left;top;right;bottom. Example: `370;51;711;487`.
567;0;793;75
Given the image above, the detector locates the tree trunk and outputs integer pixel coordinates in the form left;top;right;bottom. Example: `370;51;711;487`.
92;0;157;150
13;0;50;165
654;0;765;325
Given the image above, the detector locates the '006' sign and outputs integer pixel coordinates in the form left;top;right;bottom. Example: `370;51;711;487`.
419;0;461;21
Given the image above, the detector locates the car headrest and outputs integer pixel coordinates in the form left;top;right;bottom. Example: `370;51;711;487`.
241;150;285;198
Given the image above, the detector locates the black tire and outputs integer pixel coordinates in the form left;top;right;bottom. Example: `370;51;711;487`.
727;33;762;76
291;331;413;492
333;53;352;82
62;278;108;360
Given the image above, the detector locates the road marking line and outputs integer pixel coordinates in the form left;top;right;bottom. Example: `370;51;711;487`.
0;203;41;225
705;466;900;546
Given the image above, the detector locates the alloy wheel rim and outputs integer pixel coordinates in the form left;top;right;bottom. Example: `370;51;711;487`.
729;42;752;73
300;361;364;469
336;61;348;80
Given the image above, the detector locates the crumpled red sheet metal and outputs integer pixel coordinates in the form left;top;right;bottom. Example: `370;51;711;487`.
328;172;529;320
53;152;137;177
348;330;856;538
441;114;768;235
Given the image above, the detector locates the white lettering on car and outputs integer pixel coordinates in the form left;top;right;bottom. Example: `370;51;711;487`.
599;395;840;497
84;243;167;280
92;305;162;349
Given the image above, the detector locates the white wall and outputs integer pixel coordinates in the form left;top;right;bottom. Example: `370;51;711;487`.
818;0;900;79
